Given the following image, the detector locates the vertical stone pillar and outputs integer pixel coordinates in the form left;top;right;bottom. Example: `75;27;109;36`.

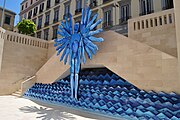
174;0;180;82
131;0;139;18
0;27;5;72
98;8;103;29
154;0;162;12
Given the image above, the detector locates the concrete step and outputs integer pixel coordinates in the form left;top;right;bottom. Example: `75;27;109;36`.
12;89;22;97
12;93;21;97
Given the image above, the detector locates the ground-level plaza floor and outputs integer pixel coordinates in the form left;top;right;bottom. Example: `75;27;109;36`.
0;96;121;120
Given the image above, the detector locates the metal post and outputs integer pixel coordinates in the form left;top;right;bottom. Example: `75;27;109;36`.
1;0;6;27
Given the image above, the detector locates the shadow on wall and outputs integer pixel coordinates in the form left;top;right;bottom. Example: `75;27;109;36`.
19;106;76;120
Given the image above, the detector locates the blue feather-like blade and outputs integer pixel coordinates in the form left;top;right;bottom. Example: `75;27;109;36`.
84;45;92;60
88;36;104;42
90;19;102;30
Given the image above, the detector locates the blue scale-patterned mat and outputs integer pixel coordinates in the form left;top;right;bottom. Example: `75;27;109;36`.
24;68;180;120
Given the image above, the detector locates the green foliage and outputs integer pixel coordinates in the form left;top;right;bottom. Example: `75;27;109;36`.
17;19;36;35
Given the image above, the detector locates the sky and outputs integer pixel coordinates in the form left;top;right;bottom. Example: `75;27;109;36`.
0;0;21;26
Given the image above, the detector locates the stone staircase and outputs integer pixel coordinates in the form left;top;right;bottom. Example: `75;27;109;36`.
12;89;22;97
11;76;35;97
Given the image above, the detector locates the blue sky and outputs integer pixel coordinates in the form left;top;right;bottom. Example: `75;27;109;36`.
0;0;21;26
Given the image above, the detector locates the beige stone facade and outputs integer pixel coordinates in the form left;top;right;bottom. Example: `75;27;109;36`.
0;7;16;31
19;0;174;40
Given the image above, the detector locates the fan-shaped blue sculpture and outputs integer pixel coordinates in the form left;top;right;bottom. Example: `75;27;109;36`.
54;7;104;99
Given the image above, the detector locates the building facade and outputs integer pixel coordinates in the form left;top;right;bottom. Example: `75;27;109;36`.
19;0;174;40
0;7;16;31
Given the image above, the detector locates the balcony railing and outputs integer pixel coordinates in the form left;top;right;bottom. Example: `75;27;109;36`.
128;8;175;32
53;18;59;23
90;1;97;8
75;8;82;15
44;22;49;27
63;13;71;19
119;16;132;25
102;21;113;29
103;0;113;4
37;25;42;30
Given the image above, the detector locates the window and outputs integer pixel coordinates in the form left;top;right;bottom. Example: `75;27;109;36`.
38;16;43;29
90;0;97;8
162;0;174;10
33;7;38;16
75;0;82;14
44;29;49;40
103;10;112;27
64;3;70;19
4;15;11;25
64;3;70;15
31;0;33;4
21;5;24;10
24;13;27;19
120;4;130;24
53;25;58;39
54;8;59;23
39;3;44;13
45;13;50;26
32;18;36;24
76;0;82;10
55;0;60;4
37;31;41;38
47;0;51;9
28;10;32;19
139;0;154;16
25;2;28;8
104;10;111;22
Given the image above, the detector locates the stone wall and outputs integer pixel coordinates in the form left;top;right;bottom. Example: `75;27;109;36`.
0;28;49;95
128;9;177;57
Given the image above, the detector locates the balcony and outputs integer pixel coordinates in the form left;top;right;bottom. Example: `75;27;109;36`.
90;1;97;9
119;16;132;25
63;13;71;19
44;22;49;27
37;25;42;30
103;0;113;4
53;18;59;23
102;21;113;29
75;8;82;15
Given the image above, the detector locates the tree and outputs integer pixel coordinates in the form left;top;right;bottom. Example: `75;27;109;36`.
17;19;36;35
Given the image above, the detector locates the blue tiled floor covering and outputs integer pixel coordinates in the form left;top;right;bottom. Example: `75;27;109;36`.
24;68;180;120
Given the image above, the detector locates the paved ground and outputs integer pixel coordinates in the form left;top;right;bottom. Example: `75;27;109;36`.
0;96;122;120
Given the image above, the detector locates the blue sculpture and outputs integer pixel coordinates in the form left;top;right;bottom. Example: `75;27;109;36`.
54;7;104;99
